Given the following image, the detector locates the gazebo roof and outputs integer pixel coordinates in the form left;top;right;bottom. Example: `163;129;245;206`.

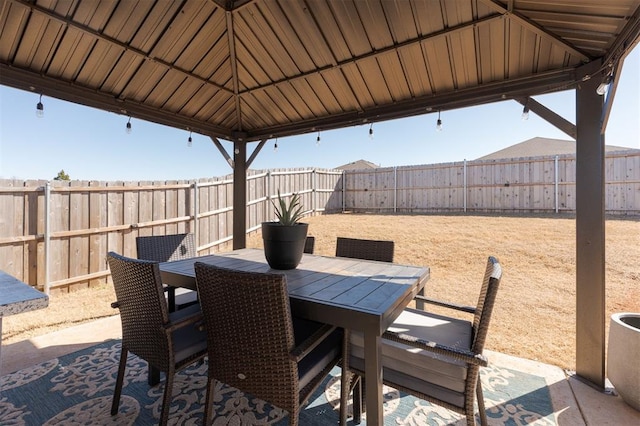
1;0;639;143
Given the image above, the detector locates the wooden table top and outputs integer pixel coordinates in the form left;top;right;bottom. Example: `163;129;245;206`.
160;248;430;333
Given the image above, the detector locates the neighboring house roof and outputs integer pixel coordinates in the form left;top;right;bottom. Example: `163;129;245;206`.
336;160;379;170
476;137;637;160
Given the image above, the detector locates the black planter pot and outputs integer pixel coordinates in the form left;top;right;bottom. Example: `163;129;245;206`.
261;222;309;270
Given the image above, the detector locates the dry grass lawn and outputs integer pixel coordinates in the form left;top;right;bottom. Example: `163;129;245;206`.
4;213;638;371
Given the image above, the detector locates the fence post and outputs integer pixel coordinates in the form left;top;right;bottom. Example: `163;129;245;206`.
463;159;467;212
266;171;271;220
193;181;199;251
342;170;346;212
44;181;51;295
554;155;559;213
312;169;317;214
393;166;398;213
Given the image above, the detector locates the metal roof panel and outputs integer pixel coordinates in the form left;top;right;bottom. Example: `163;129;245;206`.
1;0;638;141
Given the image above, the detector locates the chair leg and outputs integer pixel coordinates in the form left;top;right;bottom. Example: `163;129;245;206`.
353;376;363;425
111;347;128;415
476;379;488;426
203;375;216;426
339;330;350;426
159;368;175;426
148;365;161;386
339;369;349;426
166;286;176;312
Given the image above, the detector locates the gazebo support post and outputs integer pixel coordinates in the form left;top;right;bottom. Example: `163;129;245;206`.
233;140;247;249
575;60;606;388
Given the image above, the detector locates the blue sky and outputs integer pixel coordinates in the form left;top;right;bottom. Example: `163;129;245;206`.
1;46;638;182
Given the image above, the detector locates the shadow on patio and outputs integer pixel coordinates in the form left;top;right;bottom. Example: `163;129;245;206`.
1;316;638;425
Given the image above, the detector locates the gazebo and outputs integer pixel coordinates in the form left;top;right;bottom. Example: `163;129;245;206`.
1;0;638;406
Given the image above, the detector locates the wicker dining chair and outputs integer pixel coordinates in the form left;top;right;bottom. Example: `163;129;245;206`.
136;233;199;312
303;236;315;254
107;252;207;426
335;236;395;263
347;256;502;426
193;262;349;426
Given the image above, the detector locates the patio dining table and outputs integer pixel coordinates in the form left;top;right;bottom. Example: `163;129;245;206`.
159;247;430;425
0;270;49;374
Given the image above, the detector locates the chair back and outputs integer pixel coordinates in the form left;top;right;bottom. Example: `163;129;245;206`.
335;237;394;262
107;252;171;370
136;233;196;262
194;262;299;411
471;256;502;354
304;236;315;254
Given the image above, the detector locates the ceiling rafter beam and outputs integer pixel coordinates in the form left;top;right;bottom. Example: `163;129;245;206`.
247;138;267;168
226;10;243;132
478;0;590;62
0;63;234;139
208;0;255;12
9;0;233;95
239;13;504;97
603;4;640;67
516;97;576;139
245;68;576;142
210;136;234;168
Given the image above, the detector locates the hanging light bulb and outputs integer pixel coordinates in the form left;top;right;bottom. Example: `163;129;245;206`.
36;94;44;118
316;131;321;145
521;105;530;120
187;131;193;147
126;117;132;134
596;74;612;96
274;138;279;152
369;123;374;140
436;110;443;131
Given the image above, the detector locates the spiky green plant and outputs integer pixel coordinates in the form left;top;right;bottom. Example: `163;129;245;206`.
271;190;304;225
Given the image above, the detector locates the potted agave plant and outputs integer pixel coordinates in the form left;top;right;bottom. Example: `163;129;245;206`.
261;190;309;270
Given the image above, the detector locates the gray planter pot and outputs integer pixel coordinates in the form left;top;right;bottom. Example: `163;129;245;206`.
261;222;308;270
607;312;640;411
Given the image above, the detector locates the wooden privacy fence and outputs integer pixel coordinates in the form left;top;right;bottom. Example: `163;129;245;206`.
1;151;638;292
344;150;640;214
0;168;343;293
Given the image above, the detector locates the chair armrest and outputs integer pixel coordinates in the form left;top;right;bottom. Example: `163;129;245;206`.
414;294;476;314
382;329;488;367
290;324;337;362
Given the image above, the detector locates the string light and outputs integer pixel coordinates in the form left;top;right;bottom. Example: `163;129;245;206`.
436;110;442;131
126;117;132;133
521;105;530;120
596;74;612;96
187;131;193;147
36;94;44;118
274;138;278;152
316;131;321;145
369;123;374;140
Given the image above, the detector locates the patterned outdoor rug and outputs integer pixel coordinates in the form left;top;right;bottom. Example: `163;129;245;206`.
0;340;557;425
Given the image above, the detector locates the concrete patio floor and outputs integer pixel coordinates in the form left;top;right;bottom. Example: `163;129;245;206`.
2;316;638;425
